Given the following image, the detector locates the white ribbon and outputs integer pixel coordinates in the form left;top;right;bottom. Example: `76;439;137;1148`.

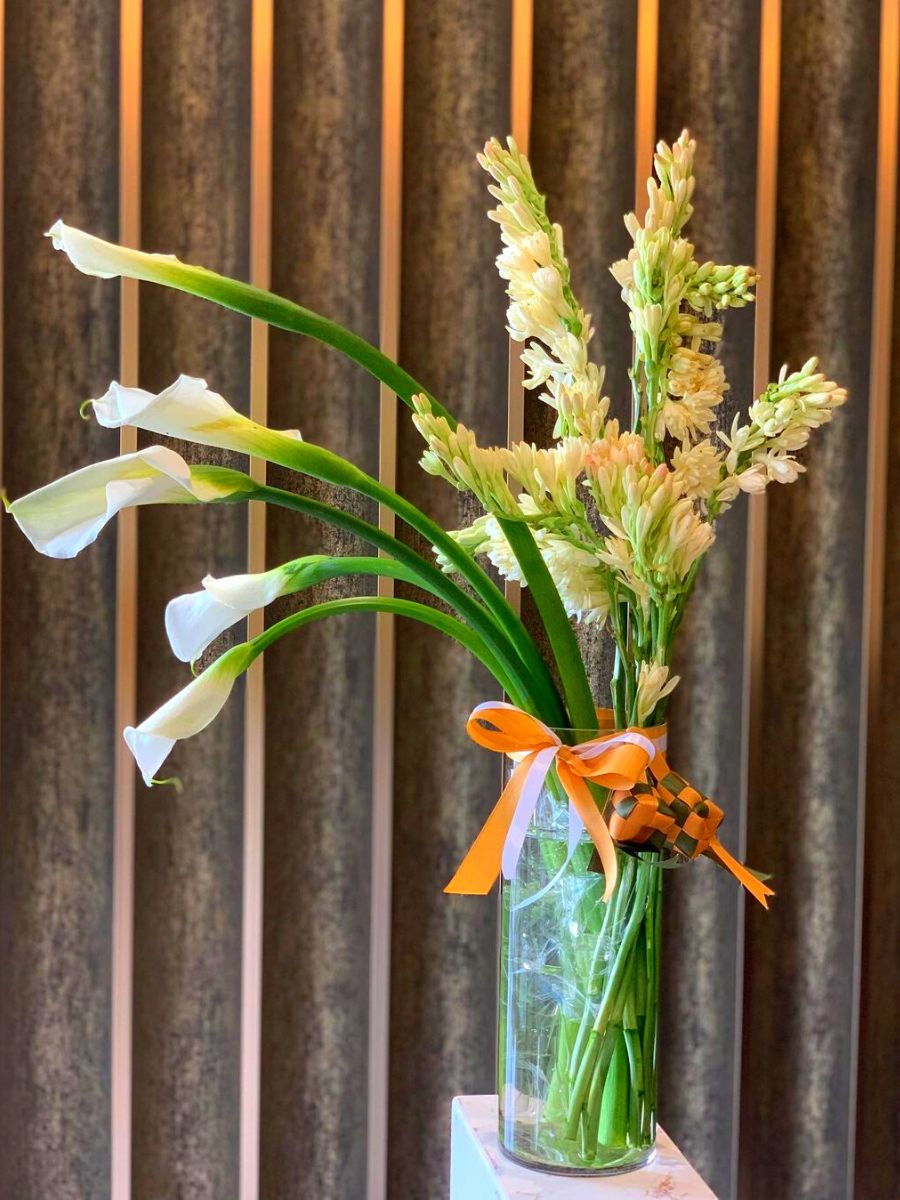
504;721;667;910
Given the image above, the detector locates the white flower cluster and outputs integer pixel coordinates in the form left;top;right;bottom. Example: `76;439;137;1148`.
413;397;594;527
444;509;611;626
658;345;728;442
635;661;680;725
684;261;758;317
611;132;698;369
616;468;714;592
646;135;696;237
582;422;716;594
480;137;609;439
611;217;695;368
411;132;846;720
500;437;587;524
717;358;847;497
538;529;610;624
611;132;757;451
411;395;519;516
671;440;725;503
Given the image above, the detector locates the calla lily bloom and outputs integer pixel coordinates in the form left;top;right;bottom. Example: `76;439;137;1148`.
8;445;219;559
124;644;256;785
91;375;301;453
166;566;294;662
47;219;185;283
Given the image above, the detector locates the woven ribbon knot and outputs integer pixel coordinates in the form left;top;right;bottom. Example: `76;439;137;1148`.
446;701;773;908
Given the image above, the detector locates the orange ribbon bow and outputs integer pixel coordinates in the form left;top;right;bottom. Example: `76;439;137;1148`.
446;702;773;908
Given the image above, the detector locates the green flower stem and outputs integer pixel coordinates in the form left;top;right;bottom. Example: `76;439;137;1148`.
264;444;567;724
583;1026;620;1158
567;854;634;1080
623;995;645;1144
250;594;516;698
590;860;652;1039
114;254;451;420
600;1032;630;1150
499;519;597;733
284;554;436;597
265;442;570;729
125;254;587;731
193;463;565;724
648;859;662;1116
565;855;652;1139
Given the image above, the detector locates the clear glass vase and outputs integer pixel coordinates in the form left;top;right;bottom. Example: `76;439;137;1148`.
497;767;662;1174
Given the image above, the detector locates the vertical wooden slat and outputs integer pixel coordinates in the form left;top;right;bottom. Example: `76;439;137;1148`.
504;0;533;497
503;0;532;619
261;4;382;1197
240;4;273;1199
526;1;637;694
529;0;637;425
737;4;781;1196
653;6;761;1196
389;5;510;1197
740;2;880;1196
112;3;141;1198
855;0;900;1194
0;0;4;816
132;3;250;1196
368;2;404;1198
0;2;119;1196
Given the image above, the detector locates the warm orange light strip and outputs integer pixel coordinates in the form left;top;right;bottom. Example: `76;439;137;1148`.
240;4;273;1199
849;0;899;1184
504;0;533;616
112;3;141;1198
367;3;404;1197
745;0;780;733
742;0;781;835
634;0;659;220
736;0;781;1187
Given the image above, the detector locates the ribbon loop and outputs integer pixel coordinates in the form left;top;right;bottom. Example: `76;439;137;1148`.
446;702;774;909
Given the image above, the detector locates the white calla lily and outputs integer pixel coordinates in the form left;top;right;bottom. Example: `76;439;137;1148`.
90;374;301;452
8;445;206;559
47;219;184;283
166;566;294;662
124;644;255;785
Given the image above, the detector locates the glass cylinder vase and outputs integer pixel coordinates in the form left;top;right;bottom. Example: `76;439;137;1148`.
497;768;662;1175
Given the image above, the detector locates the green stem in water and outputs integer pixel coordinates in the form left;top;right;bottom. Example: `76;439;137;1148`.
567;855;635;1081
565;855;652;1137
583;1025;621;1159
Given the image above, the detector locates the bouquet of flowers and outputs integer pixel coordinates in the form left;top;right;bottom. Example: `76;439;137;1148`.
7;131;844;1174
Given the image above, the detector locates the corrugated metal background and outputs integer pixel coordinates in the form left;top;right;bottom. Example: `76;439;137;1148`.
0;2;897;1198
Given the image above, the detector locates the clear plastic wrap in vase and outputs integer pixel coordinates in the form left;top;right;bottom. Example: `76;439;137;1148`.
498;767;662;1174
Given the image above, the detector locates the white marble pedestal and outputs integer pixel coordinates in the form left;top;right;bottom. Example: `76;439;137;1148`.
450;1096;717;1199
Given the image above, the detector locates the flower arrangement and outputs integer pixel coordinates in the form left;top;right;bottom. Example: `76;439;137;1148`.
7;131;845;1173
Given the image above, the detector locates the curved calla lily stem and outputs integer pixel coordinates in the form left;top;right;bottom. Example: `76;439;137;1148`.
250;594;522;703
250;438;581;727
191;464;569;726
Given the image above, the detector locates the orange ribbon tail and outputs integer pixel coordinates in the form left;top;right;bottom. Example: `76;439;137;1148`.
707;835;775;908
444;752;532;894
556;762;619;901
